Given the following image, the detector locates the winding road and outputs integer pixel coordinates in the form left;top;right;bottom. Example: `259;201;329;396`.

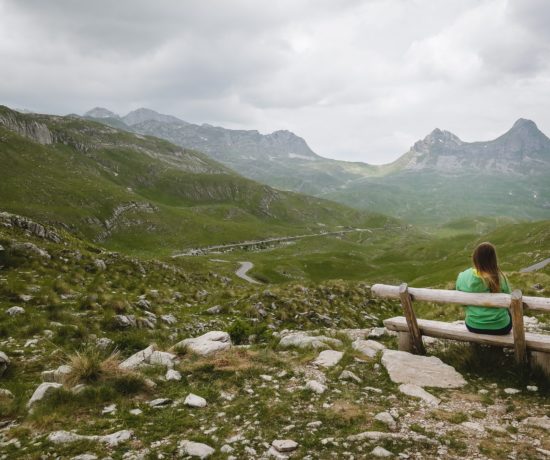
520;257;550;273
235;261;261;284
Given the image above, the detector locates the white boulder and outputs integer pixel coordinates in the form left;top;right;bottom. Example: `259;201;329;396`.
178;440;215;458
398;383;440;406
175;331;232;356
352;339;386;358
278;331;342;350
313;350;343;368
185;393;207;408
27;382;63;408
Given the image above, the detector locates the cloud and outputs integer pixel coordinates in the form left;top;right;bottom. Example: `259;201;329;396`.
0;0;549;164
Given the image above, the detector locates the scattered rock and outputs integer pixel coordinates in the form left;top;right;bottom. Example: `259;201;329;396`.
148;398;172;408
398;383;440;406
42;364;72;383
352;339;385;358
48;429;133;447
305;380;327;394
11;242;50;259
371;446;393;457
27;382;63;408
94;259;106;271
119;345;155;369
504;387;520;395
161;314;177;325
527;385;538;392
272;439;298;453
0;351;9;376
461;421;485;432
0;388;14;399
166;369;182;381
375;411;396;430
149;350;178;369
136;299;152;310
313;350;343;368
96;337;114;349
206;305;222;314
71;454;98;460
174;331;232;356
114;314;137;328
523;416;550;431
339;370;362;383
178;440;215;458
101;403;117;415
129;408;143;416
381;350;466;388
185;393;207;408
278;331;342;350
6;306;25;316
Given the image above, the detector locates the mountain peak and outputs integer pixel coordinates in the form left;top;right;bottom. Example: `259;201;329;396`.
423;128;462;145
511;118;537;130
123;108;184;126
84;107;119;119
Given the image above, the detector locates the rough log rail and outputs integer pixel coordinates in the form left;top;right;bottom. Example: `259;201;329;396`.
373;283;550;374
371;284;550;312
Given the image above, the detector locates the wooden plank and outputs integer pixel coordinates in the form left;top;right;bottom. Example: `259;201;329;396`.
384;316;550;353
372;284;550;312
399;283;426;355
510;290;527;365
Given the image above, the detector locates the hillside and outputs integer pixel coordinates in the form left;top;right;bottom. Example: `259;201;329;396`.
1;106;388;256
83;107;550;224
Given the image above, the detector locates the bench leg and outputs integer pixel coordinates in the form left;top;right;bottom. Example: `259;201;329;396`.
398;332;413;352
531;351;550;379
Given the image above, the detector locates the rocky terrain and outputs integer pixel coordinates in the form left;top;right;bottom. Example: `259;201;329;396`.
1;212;550;459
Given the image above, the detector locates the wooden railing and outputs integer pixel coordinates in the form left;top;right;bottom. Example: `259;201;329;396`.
371;283;550;365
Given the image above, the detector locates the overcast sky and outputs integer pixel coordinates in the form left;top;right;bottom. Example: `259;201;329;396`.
1;0;549;164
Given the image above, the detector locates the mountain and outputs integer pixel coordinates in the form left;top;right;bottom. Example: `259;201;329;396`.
82;107;550;223
1;105;388;256
83;107;380;195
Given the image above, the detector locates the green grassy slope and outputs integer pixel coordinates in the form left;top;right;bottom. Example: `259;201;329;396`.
1;107;390;256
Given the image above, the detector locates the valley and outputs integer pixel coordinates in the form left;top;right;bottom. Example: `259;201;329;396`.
1;104;549;459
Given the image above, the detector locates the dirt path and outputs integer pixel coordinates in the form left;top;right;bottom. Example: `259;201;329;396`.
235;261;261;284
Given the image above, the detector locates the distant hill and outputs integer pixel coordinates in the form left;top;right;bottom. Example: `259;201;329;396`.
82;107;550;223
1;105;388;256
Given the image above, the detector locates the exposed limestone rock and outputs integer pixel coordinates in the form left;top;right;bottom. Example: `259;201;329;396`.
305;380;327;394
10;242;50;259
119;345;155;370
174;331;232;356
42;365;72;383
313;350;343;368
94;259;106;271
272;439;298;452
371;446;393;457
0;351;8;376
375;411;397;430
178;440;215;458
161;314;177;325
398;383;440;406
0;388;14;399
47;429;133;447
381;350;466;388
184;393;207;408
352;339;385;358
339;370;362;384
166;369;182;381
278;331;342;350
6;306;25;316
522;416;550;431
0;212;61;242
149;350;178;369
114;314;137;328
27;382;63;408
148;398;172;407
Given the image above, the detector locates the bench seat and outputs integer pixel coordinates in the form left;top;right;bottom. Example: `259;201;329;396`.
384;316;550;353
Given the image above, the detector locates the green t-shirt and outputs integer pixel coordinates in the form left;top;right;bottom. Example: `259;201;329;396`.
455;268;511;330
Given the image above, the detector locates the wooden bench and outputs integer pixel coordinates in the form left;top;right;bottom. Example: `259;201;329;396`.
371;283;550;376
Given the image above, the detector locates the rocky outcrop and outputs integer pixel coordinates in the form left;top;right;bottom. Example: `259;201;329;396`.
47;429;133;447
174;331;232;356
0;109;53;144
0;212;62;243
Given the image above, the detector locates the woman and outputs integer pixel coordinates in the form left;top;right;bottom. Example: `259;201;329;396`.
456;242;512;335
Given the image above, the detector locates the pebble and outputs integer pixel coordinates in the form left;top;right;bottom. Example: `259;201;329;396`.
166;369;182;381
504;388;520;395
305;380;327;394
272;439;298;452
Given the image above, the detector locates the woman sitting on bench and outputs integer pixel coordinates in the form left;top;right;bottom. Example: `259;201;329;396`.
456;242;512;335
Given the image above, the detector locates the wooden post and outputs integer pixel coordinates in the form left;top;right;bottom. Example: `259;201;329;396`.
510;289;527;365
399;283;426;355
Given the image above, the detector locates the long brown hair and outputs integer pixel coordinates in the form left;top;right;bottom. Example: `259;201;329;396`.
472;242;503;293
